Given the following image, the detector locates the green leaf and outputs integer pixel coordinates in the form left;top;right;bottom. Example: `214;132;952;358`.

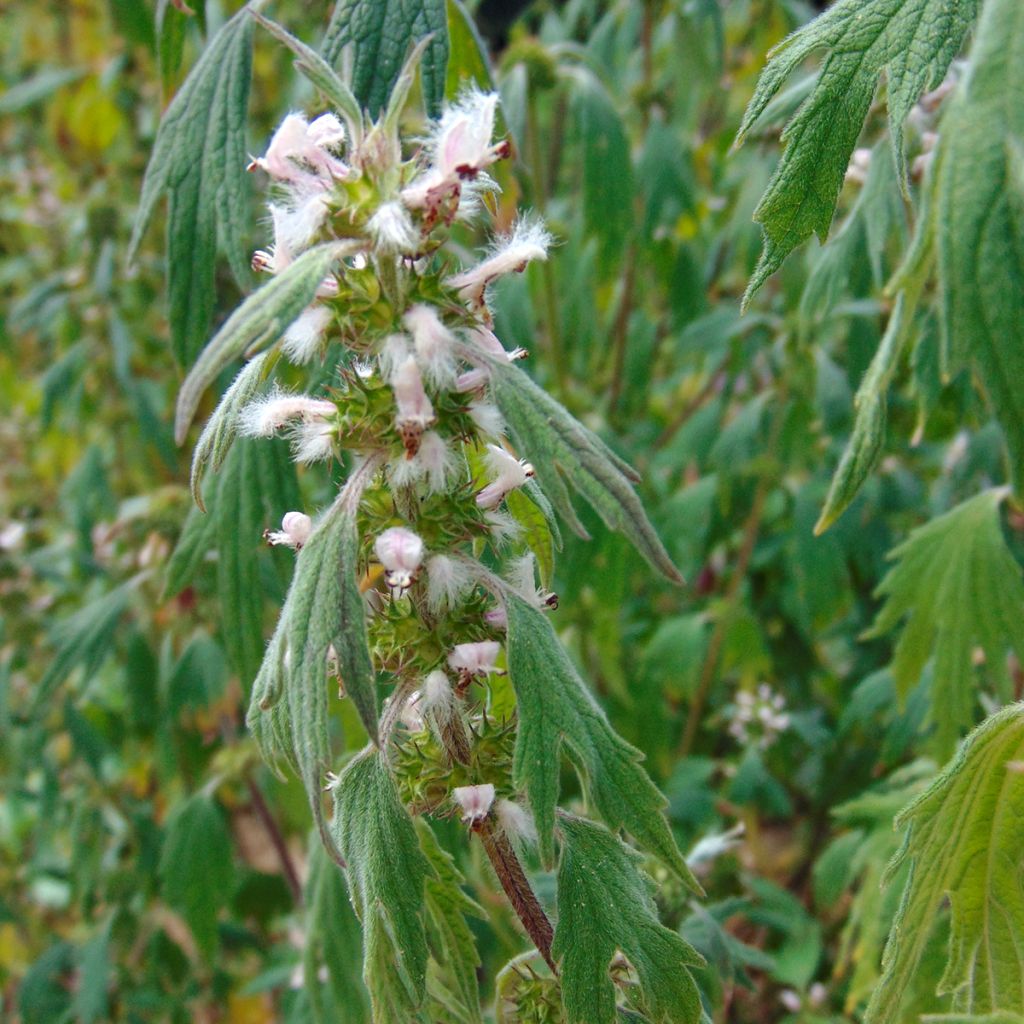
505;486;557;591
73;915;113;1024
935;0;1024;492
504;590;697;888
866;703;1024;1022
248;461;380;857
174;241;347;444
322;0;449;119
490;362;682;584
304;840;370;1024
129;3;255;364
735;0;978;304
445;0;493;98
553;814;704;1024
0;67;85;115
189;351;271;509
864;489;1024;757
330;747;431;1023
418;821;484;1024
158;792;236;958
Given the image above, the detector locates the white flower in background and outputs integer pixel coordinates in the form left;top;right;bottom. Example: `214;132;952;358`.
375;526;425;591
239;389;337;437
448;640;502;679
447;219;551;306
496;798;537;845
367;200;419;254
393;356;436;455
426;553;474;613
727;683;791;750
452;783;496;824
686;822;745;871
282;306;332;364
265;511;313;550
0;522;27;551
475;444;534;509
404;304;456;387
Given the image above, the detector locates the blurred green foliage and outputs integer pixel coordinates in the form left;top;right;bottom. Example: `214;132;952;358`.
2;0;1022;1021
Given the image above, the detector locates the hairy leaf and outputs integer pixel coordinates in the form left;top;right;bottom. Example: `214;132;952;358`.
330;748;430;1022
554;814;704;1024
935;0;1024;492
129;4;255;364
490;362;682;584
864;489;1024;757
158;792;235;958
505;487;557;591
322;0;449;119
736;0;978;304
866;703;1024;1022
504;590;698;887
163;502;216;597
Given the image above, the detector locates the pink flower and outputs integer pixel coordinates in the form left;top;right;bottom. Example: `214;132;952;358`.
265;511;313;550
475;444;535;509
374;526;425;591
404;304;456;387
448;640;502;677
447;219;551;306
239;390;337;437
249;112;349;188
393;357;436;456
452;783;495;824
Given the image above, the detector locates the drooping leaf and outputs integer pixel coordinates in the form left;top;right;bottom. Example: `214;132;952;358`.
330;747;430;1023
553;814;704;1024
866;703;1024;1022
304;840;371;1024
174;241;348;444
158;792;236;958
864;489;1024;757
504;590;698;887
418;820;484;1024
247;460;380;858
505;486;557;591
490;362;683;584
322;0;449;119
935;0;1024;492
735;0;978;304
129;3;255;364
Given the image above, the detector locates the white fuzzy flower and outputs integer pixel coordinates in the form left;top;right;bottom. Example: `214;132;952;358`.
270;194;331;257
394;356;436;455
467;401;504;438
250;112;349;187
496;799;537;845
282;305;332;364
404;304;456;387
484;605;507;629
475;444;534;509
265;511;313;550
483;510;522;545
293;420;337;464
423;669;453;711
452;783;496;824
456;367;490;393
448;640;502;678
426;554;474;613
367;201;420;253
379;334;412;383
447;219;552;306
239;389;337;437
418;431;459;493
375;526;425;591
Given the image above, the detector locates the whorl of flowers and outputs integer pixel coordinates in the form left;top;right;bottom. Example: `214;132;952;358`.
241;88;553;828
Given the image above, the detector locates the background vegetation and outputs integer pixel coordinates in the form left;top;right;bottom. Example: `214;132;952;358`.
3;0;1022;1021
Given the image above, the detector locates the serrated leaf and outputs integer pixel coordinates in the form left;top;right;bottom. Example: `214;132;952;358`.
418;821;484;1024
504;590;698;888
322;0;449;119
158;792;235;958
248;460;380;857
736;0;978;304
935;0;1024;492
330;748;430;1023
866;703;1024;1022
304;840;370;1024
189;351;271;509
490;362;682;584
553;814;704;1024
129;4;254;364
864;489;1024;757
174;241;347;444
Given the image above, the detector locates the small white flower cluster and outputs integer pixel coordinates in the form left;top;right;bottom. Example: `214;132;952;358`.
727;684;791;750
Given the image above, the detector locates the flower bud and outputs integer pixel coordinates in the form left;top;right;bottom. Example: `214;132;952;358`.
374;526;425;591
265;511;313;550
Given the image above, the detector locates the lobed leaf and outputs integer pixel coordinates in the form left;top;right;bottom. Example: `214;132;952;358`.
864;489;1024;757
322;0;449;119
490;362;683;584
935;0;1024;492
554;814;704;1024
330;747;431;1023
735;0;977;305
866;703;1024;1022
504;590;698;888
130;4;255;364
174;241;348;444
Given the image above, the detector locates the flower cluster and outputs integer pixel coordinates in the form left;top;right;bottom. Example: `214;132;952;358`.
240;87;555;835
727;683;791;750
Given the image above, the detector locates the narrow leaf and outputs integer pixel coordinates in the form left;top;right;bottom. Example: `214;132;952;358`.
554;814;704;1024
